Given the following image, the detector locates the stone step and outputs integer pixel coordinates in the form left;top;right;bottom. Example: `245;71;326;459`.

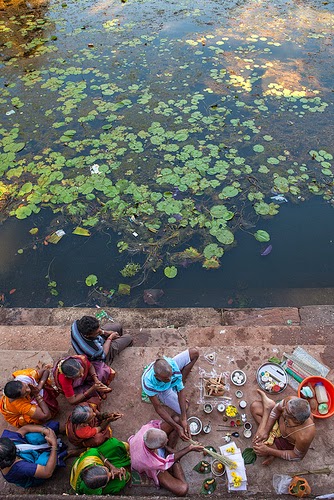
4;305;330;328
0;307;222;328
0;345;333;498
0;494;287;499
1;323;334;352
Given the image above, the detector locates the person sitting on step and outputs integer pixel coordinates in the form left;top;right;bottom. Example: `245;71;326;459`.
0;366;59;428
129;416;203;496
0;422;67;488
141;349;199;441
251;390;315;464
66;402;123;448
71;315;133;365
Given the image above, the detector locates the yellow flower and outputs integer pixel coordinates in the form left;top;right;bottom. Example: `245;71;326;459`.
226;446;236;454
225;405;238;417
231;472;242;487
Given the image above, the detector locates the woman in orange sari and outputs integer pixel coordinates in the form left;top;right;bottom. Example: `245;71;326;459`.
0;367;59;428
53;355;114;405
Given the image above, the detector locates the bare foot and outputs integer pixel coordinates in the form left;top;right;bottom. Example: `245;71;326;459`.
256;389;275;411
262;456;275;466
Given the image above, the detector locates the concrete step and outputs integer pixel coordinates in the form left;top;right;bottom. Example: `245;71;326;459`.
0;345;333;498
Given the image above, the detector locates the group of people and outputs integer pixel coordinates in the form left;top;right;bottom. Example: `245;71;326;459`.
0;314;316;495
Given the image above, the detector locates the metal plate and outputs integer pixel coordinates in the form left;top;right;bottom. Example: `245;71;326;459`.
257;362;287;393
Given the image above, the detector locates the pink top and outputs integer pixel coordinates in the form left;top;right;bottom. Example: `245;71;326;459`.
128;420;175;486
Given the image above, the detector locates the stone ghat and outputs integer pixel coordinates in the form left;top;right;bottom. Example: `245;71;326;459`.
0;306;333;498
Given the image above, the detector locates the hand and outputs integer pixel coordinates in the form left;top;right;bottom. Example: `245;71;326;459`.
253;430;269;444
253;442;271;457
116;467;127;481
44;429;57;447
190;444;204;452
107;412;123;422
107;464;127;480
29;385;40;398
180;417;191;440
94;383;112;394
176;425;190;442
106;331;120;341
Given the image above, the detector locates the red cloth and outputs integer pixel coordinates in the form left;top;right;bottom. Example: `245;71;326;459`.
75;426;98;439
58;373;75;398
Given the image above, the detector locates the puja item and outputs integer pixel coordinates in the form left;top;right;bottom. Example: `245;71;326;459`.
193;460;211;474
187;416;202;435
231;370;247;386
288;476;311;498
204;373;227;396
257;362;287;393
203;403;213;414
211;460;226;476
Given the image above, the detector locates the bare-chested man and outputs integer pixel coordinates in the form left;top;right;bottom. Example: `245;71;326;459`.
250;389;315;465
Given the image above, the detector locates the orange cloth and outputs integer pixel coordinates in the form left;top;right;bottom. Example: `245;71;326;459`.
0;368;39;427
75;426;98;439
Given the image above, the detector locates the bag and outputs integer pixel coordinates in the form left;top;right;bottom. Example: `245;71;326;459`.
273;474;293;495
288;476;311;498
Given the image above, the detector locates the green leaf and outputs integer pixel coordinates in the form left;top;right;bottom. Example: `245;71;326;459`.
73;227;91;236
220;186;239;198
242;448;257;464
201;478;217;494
15;205;32;219
203;244;224;259
164;266;178;278
85;274;98;286
215;229;234;245
254;230;270;242
210;205;234;220
193;460;211;474
118;283;131;295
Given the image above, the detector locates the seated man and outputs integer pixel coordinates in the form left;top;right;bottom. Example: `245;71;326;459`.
71;315;133;365
141;349;199;440
129;418;203;496
0;367;59;428
251;389;315;464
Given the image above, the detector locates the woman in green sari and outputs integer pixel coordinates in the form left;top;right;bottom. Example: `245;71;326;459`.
70;437;131;495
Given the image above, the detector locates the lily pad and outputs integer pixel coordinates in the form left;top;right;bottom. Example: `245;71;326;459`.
85;274;98;286
254;230;270;242
220;186;239;198
203;244;224;259
164;266;178;278
215;229;234;245
118;283;131;295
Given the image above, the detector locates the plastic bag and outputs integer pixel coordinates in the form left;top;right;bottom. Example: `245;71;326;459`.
273;474;293;495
